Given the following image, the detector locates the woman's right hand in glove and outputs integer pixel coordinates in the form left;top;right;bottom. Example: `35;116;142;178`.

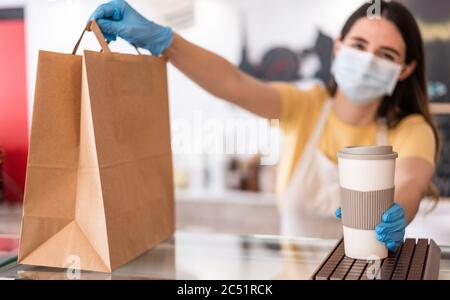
89;0;173;55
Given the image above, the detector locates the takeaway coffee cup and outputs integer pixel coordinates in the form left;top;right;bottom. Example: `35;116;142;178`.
337;146;398;260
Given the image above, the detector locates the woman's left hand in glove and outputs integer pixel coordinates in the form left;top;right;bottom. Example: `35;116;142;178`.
335;203;407;252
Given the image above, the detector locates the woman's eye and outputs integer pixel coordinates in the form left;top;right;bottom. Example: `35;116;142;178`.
351;43;366;50
380;53;396;62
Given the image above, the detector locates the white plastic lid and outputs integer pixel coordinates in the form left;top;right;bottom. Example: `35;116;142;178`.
337;146;398;160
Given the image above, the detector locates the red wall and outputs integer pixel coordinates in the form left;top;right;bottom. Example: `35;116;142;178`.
0;19;28;203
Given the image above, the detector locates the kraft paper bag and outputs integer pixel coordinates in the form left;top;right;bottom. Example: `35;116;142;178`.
18;21;175;272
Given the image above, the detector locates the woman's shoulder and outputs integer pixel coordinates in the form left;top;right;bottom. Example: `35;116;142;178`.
389;113;436;165
392;114;433;133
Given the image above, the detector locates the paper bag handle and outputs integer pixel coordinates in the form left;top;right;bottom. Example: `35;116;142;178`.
72;20;112;55
72;20;142;55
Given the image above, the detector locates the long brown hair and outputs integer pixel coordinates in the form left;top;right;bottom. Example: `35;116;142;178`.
329;1;440;164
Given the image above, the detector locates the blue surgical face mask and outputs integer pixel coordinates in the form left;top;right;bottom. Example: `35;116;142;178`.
331;45;403;105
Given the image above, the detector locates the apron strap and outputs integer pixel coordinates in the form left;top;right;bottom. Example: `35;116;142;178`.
376;118;389;145
292;100;333;169
283;99;333;200
307;100;333;148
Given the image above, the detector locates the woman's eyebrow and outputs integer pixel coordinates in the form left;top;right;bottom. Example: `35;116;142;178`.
380;46;401;57
350;36;369;44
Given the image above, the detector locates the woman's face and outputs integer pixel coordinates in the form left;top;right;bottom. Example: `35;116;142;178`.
335;17;416;81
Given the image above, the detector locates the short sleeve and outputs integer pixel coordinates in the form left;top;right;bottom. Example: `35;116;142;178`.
391;115;436;166
270;82;328;132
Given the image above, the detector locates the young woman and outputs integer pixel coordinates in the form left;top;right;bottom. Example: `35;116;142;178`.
90;0;439;251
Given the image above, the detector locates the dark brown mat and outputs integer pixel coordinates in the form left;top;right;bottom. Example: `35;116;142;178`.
312;238;441;280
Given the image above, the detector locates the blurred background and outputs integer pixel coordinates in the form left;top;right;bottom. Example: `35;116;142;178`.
0;0;449;245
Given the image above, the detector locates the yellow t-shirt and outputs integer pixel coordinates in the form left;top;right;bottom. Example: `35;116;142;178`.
272;82;436;197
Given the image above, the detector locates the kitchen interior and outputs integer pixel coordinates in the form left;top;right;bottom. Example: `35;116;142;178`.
0;0;450;279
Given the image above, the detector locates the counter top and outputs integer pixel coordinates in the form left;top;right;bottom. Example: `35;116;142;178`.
0;231;449;280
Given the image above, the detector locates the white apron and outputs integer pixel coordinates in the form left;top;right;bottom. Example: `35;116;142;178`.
281;100;388;238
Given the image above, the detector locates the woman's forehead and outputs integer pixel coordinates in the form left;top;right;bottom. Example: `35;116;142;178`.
344;17;406;54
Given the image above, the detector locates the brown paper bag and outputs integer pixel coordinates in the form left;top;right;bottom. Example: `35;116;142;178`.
18;21;174;272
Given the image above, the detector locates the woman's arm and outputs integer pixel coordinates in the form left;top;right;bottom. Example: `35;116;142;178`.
90;1;282;119
394;157;435;223
164;33;281;119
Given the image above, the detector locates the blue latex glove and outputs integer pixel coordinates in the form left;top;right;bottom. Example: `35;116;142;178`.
89;0;173;55
335;203;406;252
375;204;407;252
335;207;342;219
